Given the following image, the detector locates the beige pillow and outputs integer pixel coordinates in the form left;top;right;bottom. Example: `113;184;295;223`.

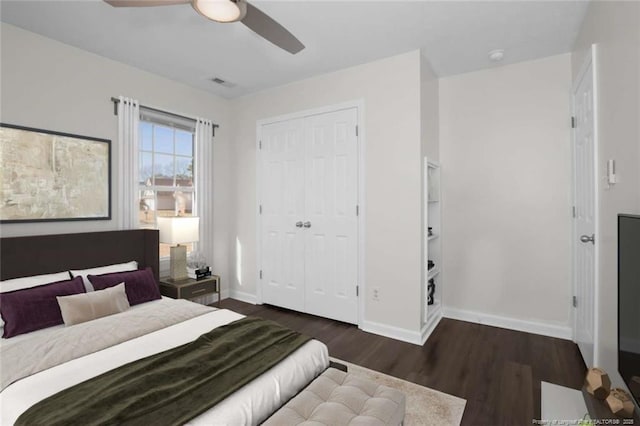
57;283;130;326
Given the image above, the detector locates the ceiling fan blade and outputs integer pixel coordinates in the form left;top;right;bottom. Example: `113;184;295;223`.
104;0;189;7
241;2;304;54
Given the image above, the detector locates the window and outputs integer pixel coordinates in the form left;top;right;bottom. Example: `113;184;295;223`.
138;111;196;258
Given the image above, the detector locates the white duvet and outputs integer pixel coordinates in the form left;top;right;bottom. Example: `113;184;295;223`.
0;303;329;425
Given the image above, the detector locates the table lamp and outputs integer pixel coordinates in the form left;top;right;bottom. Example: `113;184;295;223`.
157;216;199;281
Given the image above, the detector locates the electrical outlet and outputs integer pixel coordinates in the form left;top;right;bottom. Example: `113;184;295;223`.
372;287;380;301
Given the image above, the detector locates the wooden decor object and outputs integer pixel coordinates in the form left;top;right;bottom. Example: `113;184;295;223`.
605;388;635;418
585;368;611;400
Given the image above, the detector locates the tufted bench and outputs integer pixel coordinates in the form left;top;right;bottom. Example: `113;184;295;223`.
263;367;406;425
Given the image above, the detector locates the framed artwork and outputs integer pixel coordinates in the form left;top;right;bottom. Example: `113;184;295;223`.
0;123;111;223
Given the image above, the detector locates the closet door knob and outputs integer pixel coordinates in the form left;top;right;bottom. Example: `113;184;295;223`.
580;234;595;244
295;221;303;228
303;221;311;228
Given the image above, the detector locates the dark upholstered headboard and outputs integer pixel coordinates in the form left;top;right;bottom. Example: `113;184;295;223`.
0;230;159;283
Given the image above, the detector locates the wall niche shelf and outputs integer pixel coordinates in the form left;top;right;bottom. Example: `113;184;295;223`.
421;158;443;344
427;268;440;280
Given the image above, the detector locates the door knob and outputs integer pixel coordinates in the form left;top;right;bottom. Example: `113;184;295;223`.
295;221;303;228
580;234;595;244
303;221;311;228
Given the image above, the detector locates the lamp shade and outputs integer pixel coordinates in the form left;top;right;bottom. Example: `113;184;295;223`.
157;217;200;245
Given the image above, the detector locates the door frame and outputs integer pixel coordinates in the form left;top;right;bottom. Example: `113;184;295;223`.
571;44;600;367
255;100;366;328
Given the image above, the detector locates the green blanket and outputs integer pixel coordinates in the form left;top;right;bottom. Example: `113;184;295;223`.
16;316;311;426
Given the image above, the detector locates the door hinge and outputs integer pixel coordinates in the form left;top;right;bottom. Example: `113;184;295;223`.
571;116;576;129
356;285;359;297
259;140;262;149
573;295;577;308
355;125;358;137
356;205;359;216
260;270;263;279
259;205;262;214
572;206;576;218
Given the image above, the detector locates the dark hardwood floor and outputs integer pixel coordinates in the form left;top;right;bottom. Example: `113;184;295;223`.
219;299;586;426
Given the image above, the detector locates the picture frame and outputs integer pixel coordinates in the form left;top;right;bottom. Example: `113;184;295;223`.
0;123;111;223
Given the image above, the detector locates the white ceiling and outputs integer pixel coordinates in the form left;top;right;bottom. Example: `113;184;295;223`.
1;0;589;98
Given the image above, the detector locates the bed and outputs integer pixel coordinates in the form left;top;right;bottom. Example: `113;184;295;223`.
0;230;329;425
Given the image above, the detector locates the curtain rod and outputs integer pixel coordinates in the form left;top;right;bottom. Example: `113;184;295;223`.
110;97;219;136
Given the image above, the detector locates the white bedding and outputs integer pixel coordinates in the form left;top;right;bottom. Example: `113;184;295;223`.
0;297;213;390
0;304;329;425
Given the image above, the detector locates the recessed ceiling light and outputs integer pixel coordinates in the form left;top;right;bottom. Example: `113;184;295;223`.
488;49;505;62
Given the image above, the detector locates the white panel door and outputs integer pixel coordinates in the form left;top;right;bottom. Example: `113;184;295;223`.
573;55;597;367
260;119;306;312
303;108;359;324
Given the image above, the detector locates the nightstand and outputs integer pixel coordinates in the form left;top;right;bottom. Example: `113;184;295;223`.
159;275;220;306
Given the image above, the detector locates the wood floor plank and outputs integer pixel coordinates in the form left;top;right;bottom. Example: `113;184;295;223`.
498;361;534;426
218;299;586;425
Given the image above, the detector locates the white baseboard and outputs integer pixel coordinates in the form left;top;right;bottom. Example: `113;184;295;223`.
443;307;573;340
360;320;425;346
220;288;230;300
228;289;258;305
420;311;443;345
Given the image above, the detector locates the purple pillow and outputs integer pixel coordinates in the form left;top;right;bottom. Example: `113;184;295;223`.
88;267;161;306
0;276;85;338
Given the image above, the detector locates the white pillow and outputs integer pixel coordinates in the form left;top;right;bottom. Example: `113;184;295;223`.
57;283;130;326
0;271;72;337
70;261;138;292
0;271;71;293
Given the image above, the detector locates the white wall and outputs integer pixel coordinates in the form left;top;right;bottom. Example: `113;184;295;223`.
571;1;640;380
229;51;426;335
439;54;573;337
1;21;598;346
0;23;232;294
421;53;440;162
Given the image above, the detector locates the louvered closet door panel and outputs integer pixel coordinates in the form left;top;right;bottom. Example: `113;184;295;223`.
304;108;358;324
260;119;306;312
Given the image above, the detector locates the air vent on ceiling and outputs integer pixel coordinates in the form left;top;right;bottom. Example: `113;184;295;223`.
210;77;236;88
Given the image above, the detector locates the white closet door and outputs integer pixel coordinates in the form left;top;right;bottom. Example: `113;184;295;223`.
260;119;306;312
303;108;359;324
573;54;597;367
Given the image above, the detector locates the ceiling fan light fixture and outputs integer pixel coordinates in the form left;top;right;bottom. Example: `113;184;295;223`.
192;0;246;23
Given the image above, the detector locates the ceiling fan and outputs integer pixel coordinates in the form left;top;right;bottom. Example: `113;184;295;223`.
104;0;305;54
